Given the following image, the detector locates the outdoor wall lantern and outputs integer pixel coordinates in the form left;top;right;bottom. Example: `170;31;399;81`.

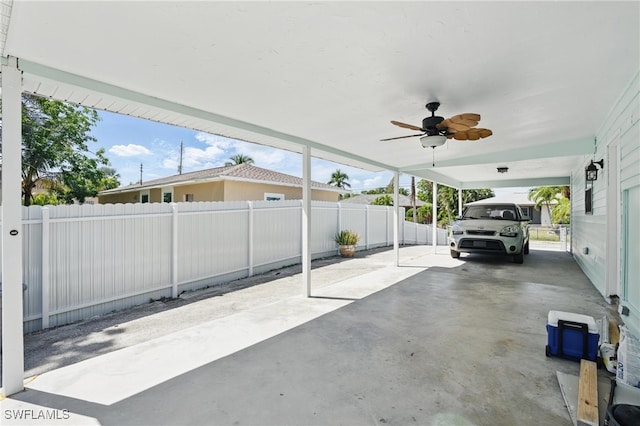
585;159;604;182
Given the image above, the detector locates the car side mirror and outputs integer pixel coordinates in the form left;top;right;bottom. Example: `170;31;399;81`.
455;215;463;221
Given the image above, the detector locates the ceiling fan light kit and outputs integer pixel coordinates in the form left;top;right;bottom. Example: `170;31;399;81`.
420;134;447;148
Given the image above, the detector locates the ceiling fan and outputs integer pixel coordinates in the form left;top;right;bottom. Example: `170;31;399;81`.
381;102;493;148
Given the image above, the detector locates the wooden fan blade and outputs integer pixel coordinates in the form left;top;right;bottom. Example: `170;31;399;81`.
448;113;480;127
390;120;423;131
453;131;468;140
477;128;493;138
380;133;425;141
459;113;481;122
445;122;471;132
466;130;480;141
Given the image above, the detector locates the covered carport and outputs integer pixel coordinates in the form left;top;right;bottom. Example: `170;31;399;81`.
1;0;638;403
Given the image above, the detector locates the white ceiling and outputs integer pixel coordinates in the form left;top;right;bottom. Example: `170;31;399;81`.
1;1;638;189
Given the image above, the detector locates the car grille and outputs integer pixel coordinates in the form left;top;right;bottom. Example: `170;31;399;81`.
459;239;505;252
466;230;496;236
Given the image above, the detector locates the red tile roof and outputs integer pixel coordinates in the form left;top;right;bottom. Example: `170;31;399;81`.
100;163;344;194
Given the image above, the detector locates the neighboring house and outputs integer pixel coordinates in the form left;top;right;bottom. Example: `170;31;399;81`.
98;163;346;204
466;192;557;225
339;194;425;210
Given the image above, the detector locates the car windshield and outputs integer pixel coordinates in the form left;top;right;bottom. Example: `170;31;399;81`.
463;205;518;220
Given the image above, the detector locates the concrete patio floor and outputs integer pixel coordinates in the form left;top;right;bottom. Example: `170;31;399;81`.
1;244;618;425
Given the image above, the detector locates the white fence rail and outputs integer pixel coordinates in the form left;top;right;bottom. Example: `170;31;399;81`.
0;201;447;333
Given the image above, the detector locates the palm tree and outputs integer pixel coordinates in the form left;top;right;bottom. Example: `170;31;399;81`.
529;186;563;223
327;169;351;189
225;154;254;166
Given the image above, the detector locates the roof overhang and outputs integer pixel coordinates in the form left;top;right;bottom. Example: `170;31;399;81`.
2;1;638;188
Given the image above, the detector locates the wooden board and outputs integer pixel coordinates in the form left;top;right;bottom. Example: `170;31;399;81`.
556;371;611;426
609;319;620;345
577;360;599;426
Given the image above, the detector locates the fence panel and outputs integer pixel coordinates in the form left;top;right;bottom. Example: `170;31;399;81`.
338;204;368;251
1;200;448;332
311;202;340;258
177;202;250;291
367;206;390;248
252;201;302;272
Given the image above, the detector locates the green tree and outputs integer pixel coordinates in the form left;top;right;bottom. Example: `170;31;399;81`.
12;94;108;206
417;180;493;225
528;186;564;223
406;203;432;223
225;154;254;166
327;169;351;189
31;192;59;206
371;194;393;206
552;197;571;224
97;166;121;191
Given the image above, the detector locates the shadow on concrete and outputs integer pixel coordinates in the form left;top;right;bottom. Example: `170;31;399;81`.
10;249;616;425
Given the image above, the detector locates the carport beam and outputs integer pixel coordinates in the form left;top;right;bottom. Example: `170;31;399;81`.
458;188;463;217
1;56;25;396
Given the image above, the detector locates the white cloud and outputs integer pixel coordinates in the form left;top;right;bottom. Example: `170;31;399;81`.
109;144;152;157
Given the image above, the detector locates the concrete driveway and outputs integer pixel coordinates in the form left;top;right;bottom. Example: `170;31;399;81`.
2;244;616;425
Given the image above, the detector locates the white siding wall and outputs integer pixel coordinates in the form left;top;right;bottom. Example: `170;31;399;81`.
1;201;446;333
572;70;640;335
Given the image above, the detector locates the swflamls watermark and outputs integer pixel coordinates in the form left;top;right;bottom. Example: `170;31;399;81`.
3;408;71;421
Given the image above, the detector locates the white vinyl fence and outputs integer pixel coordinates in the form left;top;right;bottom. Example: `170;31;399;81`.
0;201;447;333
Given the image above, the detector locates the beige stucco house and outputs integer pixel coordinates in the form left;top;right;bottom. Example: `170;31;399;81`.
98;163;346;204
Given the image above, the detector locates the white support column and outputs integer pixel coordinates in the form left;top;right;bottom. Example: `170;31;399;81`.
248;201;254;277
432;181;438;251
41;207;50;329
458;188;463;217
365;205;370;250
171;203;178;298
2;56;25;396
301;146;311;297
393;172;400;267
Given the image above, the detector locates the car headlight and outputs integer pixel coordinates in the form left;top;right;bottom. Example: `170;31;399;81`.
499;225;520;237
451;226;464;235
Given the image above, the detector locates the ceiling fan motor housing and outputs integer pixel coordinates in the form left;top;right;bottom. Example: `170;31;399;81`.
422;116;444;134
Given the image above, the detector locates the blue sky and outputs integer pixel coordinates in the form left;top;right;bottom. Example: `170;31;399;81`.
90;110;407;192
90;110;524;197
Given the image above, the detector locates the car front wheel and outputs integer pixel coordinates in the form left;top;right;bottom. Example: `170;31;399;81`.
513;251;524;264
523;240;530;254
450;249;460;259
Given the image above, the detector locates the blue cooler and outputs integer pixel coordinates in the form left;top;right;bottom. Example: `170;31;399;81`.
546;310;599;361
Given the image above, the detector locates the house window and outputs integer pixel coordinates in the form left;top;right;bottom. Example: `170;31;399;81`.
141;194;149;203
184;194;194;202
163;192;172;203
264;192;284;201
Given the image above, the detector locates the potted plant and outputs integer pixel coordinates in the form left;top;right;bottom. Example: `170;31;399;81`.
334;230;360;258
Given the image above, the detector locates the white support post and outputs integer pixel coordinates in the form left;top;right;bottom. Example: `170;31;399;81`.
41;207;50;329
2;56;25;396
171;203;178;298
393;172;400;266
432;181;438;251
365;205;370;250
458;188;463;217
248;201;254;277
301;146;311;297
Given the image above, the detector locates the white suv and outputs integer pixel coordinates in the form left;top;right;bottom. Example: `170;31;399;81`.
448;202;530;264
